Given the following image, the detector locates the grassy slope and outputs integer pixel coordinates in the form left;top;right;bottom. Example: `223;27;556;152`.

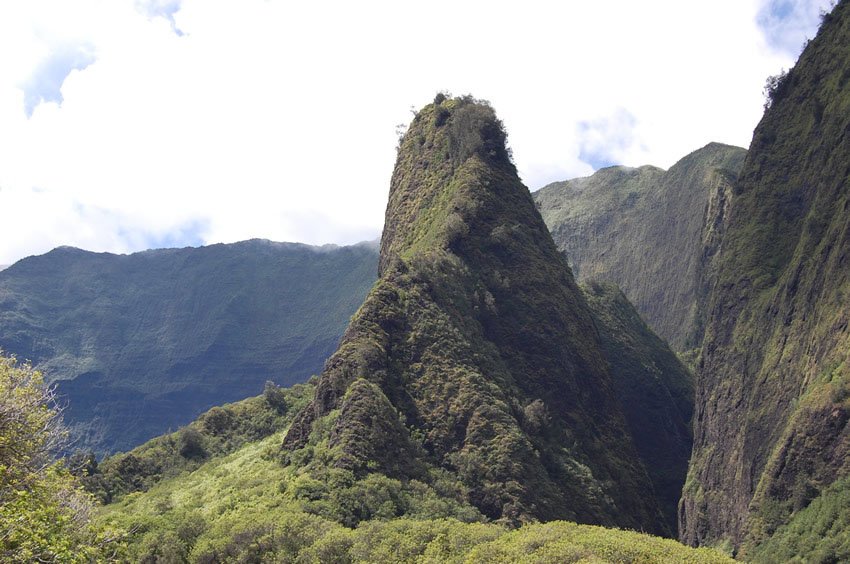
681;0;850;554
533;143;746;351
0;240;377;454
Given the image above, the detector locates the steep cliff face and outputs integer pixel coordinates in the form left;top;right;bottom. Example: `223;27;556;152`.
534;143;746;351
0;240;378;455
582;281;693;533
680;1;850;557
282;96;691;533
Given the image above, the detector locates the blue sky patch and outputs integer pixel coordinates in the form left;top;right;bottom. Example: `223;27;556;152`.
134;219;209;250
21;42;96;117
757;0;835;57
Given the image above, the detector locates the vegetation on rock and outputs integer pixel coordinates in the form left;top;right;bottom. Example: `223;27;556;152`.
582;281;693;532
281;95;693;535
681;0;850;555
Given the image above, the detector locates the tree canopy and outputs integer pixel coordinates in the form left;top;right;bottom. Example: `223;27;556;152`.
0;353;125;562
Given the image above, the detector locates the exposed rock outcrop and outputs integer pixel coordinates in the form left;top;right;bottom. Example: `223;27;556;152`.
283;96;693;534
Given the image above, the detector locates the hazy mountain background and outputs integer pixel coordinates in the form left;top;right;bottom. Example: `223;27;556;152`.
534;142;747;354
0;239;378;455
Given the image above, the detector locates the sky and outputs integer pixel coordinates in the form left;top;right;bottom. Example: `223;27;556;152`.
0;0;837;265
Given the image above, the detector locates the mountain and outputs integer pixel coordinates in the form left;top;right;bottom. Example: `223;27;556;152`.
280;95;693;534
533;142;746;352
0;239;378;455
680;1;850;559
66;95;711;561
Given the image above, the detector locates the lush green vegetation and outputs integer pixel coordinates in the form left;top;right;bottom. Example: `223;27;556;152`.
0;354;125;561
749;475;850;563
95;398;732;563
681;0;850;552
0;239;378;455
78;380;314;504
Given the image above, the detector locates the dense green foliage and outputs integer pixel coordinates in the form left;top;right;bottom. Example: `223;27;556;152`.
0;239;378;455
95;402;731;563
749;475;850;563
533;143;746;351
80;380;314;504
280;96;699;535
0;354;125;561
681;0;850;553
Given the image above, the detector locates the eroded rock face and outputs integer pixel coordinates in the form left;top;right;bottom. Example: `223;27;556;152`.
534;143;746;352
283;97;690;534
681;1;850;555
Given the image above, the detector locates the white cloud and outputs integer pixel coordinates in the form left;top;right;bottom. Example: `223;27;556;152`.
20;40;96;116
576;109;641;170
0;0;833;264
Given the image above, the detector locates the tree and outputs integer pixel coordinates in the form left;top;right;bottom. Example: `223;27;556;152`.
0;353;126;561
763;69;789;110
178;427;207;460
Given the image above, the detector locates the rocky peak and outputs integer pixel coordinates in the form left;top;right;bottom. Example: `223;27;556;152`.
282;96;678;532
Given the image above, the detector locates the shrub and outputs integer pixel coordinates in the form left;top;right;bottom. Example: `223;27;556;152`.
178;428;206;460
763;69;790;109
522;399;552;434
201;406;234;435
263;381;287;414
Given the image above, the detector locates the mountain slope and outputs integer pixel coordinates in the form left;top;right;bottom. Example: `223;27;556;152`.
281;95;691;534
583;281;693;533
0;240;378;455
534;143;746;351
680;1;850;557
